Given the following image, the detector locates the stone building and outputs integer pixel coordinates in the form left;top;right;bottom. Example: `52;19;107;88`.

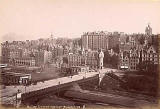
10;57;36;67
81;31;108;51
129;49;140;70
119;45;158;70
140;45;158;65
119;51;130;70
66;50;103;69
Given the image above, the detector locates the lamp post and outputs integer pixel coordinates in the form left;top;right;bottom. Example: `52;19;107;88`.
85;53;87;78
16;89;22;107
58;81;60;97
25;86;26;93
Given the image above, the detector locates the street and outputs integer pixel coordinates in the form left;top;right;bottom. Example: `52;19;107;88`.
0;68;116;105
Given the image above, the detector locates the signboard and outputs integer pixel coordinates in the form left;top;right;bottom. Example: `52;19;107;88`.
121;66;125;68
21;76;29;79
124;66;128;68
120;66;128;69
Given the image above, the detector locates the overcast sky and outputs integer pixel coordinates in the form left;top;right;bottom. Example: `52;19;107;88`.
0;0;160;41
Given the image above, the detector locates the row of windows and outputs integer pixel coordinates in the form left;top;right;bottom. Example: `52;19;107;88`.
143;54;157;56
69;61;97;65
15;60;35;63
130;66;136;69
130;63;137;66
142;58;157;61
130;57;138;59
87;61;97;64
68;57;97;60
68;57;82;60
122;59;129;62
130;59;139;62
15;61;35;66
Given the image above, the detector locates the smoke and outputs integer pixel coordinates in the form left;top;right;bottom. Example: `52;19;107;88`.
1;33;28;42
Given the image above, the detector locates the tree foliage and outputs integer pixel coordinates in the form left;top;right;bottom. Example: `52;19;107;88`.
138;36;145;45
112;44;120;53
103;51;119;68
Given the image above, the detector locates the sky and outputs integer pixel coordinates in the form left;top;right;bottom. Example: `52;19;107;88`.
0;0;160;41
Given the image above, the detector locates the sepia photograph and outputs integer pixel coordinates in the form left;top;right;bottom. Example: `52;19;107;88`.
0;0;160;108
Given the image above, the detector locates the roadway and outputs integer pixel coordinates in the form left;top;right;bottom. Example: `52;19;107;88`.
0;68;117;105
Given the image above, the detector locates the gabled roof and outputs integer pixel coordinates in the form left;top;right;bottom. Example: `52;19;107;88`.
147;45;157;53
122;51;130;59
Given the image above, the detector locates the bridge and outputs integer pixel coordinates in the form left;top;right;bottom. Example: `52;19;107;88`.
1;68;119;105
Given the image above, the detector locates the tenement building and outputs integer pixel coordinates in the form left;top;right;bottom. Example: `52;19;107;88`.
140;45;158;65
119;51;130;70
66;50;103;69
119;45;158;70
67;53;84;67
9;57;36;66
81;31;108;51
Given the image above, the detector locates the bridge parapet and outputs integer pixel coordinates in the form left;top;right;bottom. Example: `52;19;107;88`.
21;75;99;104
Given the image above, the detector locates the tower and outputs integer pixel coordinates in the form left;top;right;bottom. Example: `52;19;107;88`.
99;49;104;69
145;23;152;36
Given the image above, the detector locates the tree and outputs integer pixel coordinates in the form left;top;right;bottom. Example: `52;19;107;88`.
103;50;111;65
138;60;158;76
110;54;119;68
138;36;145;45
112;44;120;54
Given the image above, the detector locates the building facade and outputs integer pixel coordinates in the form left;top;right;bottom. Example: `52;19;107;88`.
141;45;158;65
119;51;130;70
81;31;108;51
66;50;102;69
119;45;158;70
10;57;36;66
10;49;23;59
129;49;140;70
67;54;83;67
1;72;31;85
44;50;52;64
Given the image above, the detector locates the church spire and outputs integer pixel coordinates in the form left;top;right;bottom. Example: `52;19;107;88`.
145;23;152;36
